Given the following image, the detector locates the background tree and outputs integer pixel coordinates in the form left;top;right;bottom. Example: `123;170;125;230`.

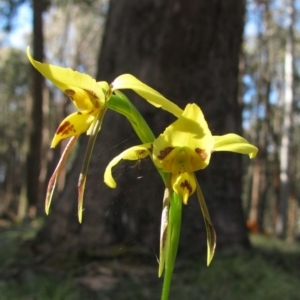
243;0;299;239
0;48;30;219
42;0;106;198
33;0;249;260
0;0;26;32
26;0;50;214
277;0;295;238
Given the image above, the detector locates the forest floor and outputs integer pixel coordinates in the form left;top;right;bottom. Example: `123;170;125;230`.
0;219;300;300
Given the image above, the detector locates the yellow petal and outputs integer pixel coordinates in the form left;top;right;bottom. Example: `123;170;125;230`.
27;47;105;110
97;81;109;91
213;134;258;158
104;144;152;188
153;103;214;172
111;74;183;118
51;110;96;147
171;172;196;204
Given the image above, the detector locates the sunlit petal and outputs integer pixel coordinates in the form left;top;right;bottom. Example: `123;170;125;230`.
153;104;214;172
51;110;97;148
171;172;196;204
27;47;105;110
104;143;152;188
213;134;258;158
97;81;110;92
111;74;183;118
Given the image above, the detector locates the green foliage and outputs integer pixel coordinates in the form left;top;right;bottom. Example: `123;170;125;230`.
0;223;300;300
102;236;300;300
0;47;30;217
0;277;89;300
0;220;94;300
0;47;29;142
168;253;300;300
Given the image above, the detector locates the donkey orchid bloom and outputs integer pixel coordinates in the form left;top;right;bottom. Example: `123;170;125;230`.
105;103;258;199
104;103;258;266
27;47;108;148
27;48;182;147
27;47;181;221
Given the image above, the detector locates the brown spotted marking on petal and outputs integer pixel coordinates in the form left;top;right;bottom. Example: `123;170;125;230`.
158;147;174;160
180;180;193;195
83;89;101;108
77;112;82;115
148;144;153;154
195;148;208;161
65;89;75;100
83;89;98;99
87;110;95;115
136;149;148;159
132;150;148;169
56;121;70;134
56;121;76;136
62;124;76;135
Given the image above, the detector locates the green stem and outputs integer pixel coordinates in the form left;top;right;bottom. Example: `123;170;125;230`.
109;92;180;298
108;93;168;184
161;192;182;300
109;94;155;143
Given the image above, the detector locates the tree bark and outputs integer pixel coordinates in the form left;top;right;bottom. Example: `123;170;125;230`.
26;0;47;213
33;0;249;259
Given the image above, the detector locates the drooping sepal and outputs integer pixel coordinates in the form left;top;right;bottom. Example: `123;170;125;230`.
77;173;86;224
45;136;78;214
77;108;108;223
158;187;170;277
195;176;216;266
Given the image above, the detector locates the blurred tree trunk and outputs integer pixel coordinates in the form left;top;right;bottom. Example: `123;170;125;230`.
248;1;273;234
26;0;48;214
276;0;294;238
33;0;249;259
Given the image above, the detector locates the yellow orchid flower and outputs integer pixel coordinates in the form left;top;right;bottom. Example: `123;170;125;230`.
27;47;108;148
27;47;110;220
27;47;182;221
104;103;258;267
105;103;257;201
27;47;182;149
